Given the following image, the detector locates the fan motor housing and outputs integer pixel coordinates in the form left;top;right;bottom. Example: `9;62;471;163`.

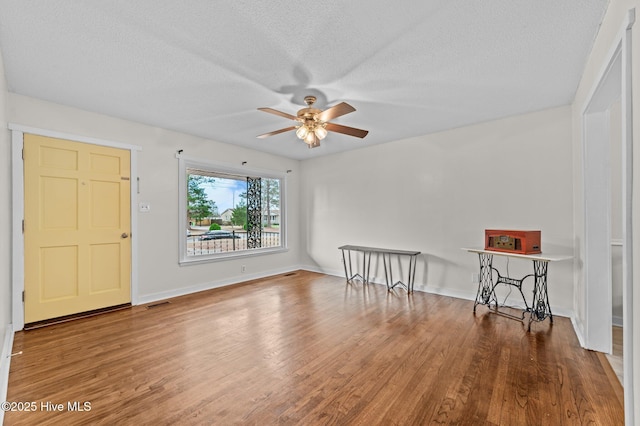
297;108;321;120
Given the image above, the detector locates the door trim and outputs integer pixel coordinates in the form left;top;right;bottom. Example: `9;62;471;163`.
579;9;635;425
10;124;142;331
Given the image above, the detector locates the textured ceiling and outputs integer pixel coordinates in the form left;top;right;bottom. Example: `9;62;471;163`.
0;1;608;160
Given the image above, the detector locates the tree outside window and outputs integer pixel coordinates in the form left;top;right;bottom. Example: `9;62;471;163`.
187;175;218;226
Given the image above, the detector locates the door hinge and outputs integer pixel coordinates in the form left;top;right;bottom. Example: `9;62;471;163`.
22;291;24;302
22;148;24;160
22;219;24;233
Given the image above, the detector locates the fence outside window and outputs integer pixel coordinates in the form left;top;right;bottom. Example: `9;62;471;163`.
187;231;281;256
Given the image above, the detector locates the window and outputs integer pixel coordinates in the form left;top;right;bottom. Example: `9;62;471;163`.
178;157;286;264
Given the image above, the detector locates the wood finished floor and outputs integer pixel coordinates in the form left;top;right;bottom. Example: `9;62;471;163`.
605;326;624;386
5;271;624;425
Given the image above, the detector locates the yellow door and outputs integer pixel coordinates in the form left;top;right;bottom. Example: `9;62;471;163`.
24;134;131;323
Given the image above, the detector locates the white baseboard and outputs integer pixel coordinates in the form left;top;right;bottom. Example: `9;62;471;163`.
300;267;576;319
0;324;15;426
613;316;623;327
417;283;476;301
571;316;586;348
136;265;304;305
299;264;343;277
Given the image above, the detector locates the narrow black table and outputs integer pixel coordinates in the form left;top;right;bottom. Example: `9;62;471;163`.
339;245;420;293
463;248;571;330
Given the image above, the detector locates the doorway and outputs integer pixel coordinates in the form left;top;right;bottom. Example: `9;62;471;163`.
23;134;132;323
581;10;634;424
10;125;141;330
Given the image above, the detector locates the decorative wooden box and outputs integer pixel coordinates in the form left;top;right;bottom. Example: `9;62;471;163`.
484;230;541;254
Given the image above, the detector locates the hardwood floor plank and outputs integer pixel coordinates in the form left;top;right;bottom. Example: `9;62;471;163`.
4;271;624;425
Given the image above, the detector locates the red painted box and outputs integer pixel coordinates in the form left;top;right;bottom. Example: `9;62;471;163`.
484;230;541;254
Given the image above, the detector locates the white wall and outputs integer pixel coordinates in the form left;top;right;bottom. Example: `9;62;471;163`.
0;31;10;346
8;93;302;303
0;39;12;423
300;106;574;315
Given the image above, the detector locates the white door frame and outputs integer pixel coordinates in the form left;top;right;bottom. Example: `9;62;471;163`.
580;9;634;425
10;124;142;331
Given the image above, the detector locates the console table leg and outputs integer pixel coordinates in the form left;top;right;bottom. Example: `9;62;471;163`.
341;249;349;282
388;254;394;291
409;255;417;293
475;253;497;312
362;252;367;284
343;249;365;283
383;253;389;289
528;260;552;330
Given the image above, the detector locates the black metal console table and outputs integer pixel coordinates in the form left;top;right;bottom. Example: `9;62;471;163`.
339;245;420;293
463;248;571;330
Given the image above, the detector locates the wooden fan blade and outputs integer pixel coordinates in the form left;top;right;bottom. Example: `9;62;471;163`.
257;126;297;139
325;122;369;138
258;107;298;121
317;102;355;122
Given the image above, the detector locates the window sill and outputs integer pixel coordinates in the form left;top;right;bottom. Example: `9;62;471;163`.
179;246;289;266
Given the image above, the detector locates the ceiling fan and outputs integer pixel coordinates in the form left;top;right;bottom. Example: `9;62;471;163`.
257;96;368;148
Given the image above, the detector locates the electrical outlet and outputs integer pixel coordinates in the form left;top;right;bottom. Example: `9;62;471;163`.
241;265;246;273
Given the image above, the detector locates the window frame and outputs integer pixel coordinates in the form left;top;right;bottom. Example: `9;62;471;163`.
178;156;287;265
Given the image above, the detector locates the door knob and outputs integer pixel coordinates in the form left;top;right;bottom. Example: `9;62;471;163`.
121;233;129;239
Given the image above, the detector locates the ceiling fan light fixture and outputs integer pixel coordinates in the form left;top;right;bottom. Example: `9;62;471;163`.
304;131;316;145
314;125;327;140
296;125;309;139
